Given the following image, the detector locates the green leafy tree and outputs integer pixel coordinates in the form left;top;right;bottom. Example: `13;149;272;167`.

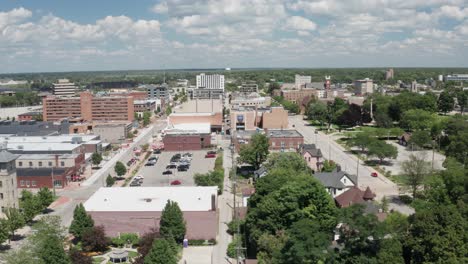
267;82;281;94
279;219;331;264
367;140;398;163
347;132;376;152
37;234;70;264
159;200;186;243
19;189;42;222
165;105;172;116
69;203;94;240
81;226;109;252
401;154;431;198
69;248;93;264
444;115;468;163
5;207;25;237
264;152;310;173
37;187;54;210
408;130;432;149
143;111;151;126
257;232;286;264
306;101;328;127
456;90;467;114
437;90;454;114
400;109;435;131
106;174;116;187
0;219;9;245
114;161;127;177
91;152;103;167
321;160;337;172
238;133;269;169
194;170;224;194
374;110;393;128
144;238;178;264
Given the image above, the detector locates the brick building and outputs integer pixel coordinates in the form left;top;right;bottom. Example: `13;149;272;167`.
229;107;289;132
262;107;289;129
162;123;211;151
43;91;134;122
281;89;317;104
84;187;218;239
267;129;304;151
17;111;42;121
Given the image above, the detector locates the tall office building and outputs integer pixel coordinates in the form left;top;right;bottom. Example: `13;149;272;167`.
295;74;312;89
196;73;225;90
53;79;78;97
43;91;134;122
354;78;374;95
0;148;19;217
385;68;394;80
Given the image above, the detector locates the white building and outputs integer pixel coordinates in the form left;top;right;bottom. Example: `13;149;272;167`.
295;74;312;89
196;73;225;90
354;78;374;95
0;149;19;217
53;79;77;97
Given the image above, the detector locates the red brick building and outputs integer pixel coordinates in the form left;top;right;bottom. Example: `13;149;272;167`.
268;129;304;151
163;134;211;151
17;111;42;121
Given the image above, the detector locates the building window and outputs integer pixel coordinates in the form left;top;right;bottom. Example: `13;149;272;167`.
18;162;22;167
343;178;346;184
26;181;30;187
11;179;13;185
60;161;65;167
308;157;311;162
20;180;25;186
49;162;53;166
0;193;3;199
29;162;33;167
38;162;43;167
0;181;2;187
53;180;62;187
32;181;37;187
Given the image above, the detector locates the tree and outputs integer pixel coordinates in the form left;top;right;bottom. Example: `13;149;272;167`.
91;152;103;167
81;226;109;252
5;207;25;237
306;101;328;127
165;105;172;116
400;109;434;131
264;152;310;173
144;238;178;264
135;230;161;264
347;132;376;152
106;174;116;187
408;130;432;149
69;248;93;264
367;140;398;163
267;82;281;94
437;90;454;114
143;111;151;126
19;189;42;222
238;133;269;169
142;143;150;152
194;170;224;194
401;154;431;198
156;106;161;113
322;160;337;172
444;115;468;163
37;187;54;210
256;232;286;264
159;200;186;243
405;204;466;263
114;161;127;177
37;234;70;264
456;90;467;114
0;219;9;245
335;104;363;127
69;203;94;240
374;110;393;128
279;219;331;263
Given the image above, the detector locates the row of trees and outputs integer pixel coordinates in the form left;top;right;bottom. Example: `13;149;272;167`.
194;154;224;194
0;91;41;107
346;132;398;163
272;96;300;114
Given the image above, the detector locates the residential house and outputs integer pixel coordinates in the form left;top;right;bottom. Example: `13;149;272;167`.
314;168;357;197
298;144;323;172
335;186;376;208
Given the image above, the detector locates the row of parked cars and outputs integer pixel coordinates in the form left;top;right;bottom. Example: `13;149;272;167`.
163;153;193;174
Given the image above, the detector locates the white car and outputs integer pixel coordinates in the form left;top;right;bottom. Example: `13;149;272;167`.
134;175;144;180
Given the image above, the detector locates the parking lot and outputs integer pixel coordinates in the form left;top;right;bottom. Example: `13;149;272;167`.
132;150;217;187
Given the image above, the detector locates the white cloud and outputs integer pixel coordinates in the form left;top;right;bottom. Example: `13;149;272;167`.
284;16;317;32
0;7;32;30
151;2;169;14
438;5;468;20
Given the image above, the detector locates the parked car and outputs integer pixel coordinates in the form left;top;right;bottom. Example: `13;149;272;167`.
134;175;144;180
170;157;181;162
153;149;161;154
207;150;217;155
145;161;156;166
177;165;189;171
183;152;193;157
205;153;216;158
148;157;157;161
166;164;177;169
371;172;378;177
170;180;182;185
163;170;173;175
129;181;141;187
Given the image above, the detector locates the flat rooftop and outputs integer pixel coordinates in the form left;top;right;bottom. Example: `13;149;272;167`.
0;134;99;144
267;129;303;138
17;153;80;160
84;187;218;212
165;123;211;134
5;142;82;152
172;99;222;113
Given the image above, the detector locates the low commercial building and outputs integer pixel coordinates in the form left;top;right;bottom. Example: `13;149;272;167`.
229;107;289;132
267;129;304;151
169;112;223;132
191;88;224;99
17;111;42;121
0;149;19;217
162;123;211;151
84;187;218;239
146;84;170;103
0;120;70;136
134;100;157;113
230;95;271;109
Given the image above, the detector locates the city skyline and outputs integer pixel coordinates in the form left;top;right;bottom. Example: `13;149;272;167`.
1;0;468;73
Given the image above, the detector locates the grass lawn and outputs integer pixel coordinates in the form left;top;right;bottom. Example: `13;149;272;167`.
93;257;105;264
128;251;139;258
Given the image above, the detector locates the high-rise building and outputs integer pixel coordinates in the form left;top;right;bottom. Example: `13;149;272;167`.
411;81;418;93
196;73;225;90
385;68;394;80
0;147;19;217
43;92;134;122
147;84;170;102
444;74;468;82
354;78;374;95
295;74;312;89
53;79;78;97
239;82;258;94
324;76;331;89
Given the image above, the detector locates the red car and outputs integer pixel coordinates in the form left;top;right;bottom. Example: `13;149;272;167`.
371;172;378;177
205;153;216;158
170;180;181;185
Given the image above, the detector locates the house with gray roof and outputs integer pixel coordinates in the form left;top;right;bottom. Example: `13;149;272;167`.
314;168;357;197
298;144;323;172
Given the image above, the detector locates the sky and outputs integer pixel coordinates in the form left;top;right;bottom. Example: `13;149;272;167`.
1;0;468;73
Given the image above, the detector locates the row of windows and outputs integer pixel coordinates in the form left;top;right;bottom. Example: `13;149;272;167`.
0;179;14;187
19;180;37;187
17;161;66;167
0;190;15;200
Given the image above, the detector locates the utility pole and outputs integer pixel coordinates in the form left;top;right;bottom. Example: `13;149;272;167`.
230;132;243;263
